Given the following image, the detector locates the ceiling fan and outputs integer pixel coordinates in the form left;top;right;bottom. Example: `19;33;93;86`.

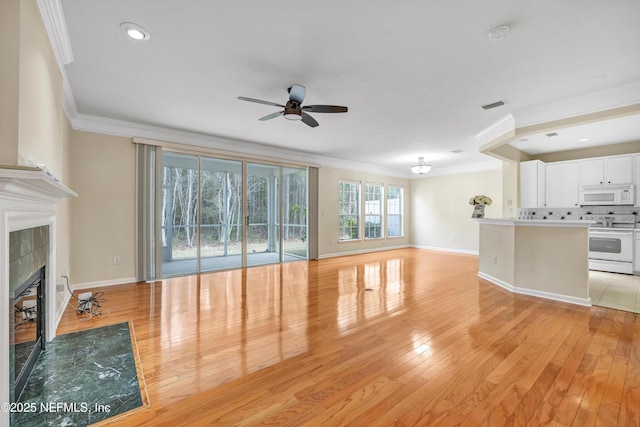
237;84;348;128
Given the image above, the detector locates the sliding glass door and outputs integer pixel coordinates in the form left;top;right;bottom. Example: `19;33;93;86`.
283;167;308;260
247;163;280;266
159;152;307;277
161;153;199;277
200;158;243;272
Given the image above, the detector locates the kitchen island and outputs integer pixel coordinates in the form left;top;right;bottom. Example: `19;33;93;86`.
476;218;593;306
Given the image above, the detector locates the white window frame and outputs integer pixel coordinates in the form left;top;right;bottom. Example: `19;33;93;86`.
338;181;360;241
364;183;384;239
386;185;403;238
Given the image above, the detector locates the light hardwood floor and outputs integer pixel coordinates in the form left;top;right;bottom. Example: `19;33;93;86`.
56;248;640;426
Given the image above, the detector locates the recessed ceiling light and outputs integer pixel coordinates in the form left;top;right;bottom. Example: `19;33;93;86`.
578;138;589;142
488;25;510;41
121;22;150;40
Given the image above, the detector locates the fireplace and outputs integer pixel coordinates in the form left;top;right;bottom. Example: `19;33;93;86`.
12;266;46;399
0;165;76;421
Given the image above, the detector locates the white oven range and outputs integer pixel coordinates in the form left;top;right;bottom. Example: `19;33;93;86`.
583;214;635;274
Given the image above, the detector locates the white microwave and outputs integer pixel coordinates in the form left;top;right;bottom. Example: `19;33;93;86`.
580;184;635;206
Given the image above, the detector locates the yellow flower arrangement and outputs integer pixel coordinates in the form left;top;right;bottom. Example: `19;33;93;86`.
469;195;492;206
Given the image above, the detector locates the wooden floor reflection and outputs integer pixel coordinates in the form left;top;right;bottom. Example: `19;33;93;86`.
56;248;640;426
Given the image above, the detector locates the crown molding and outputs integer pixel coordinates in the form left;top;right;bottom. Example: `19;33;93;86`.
36;0;74;67
72;113;415;177
513;80;640;128
414;159;502;178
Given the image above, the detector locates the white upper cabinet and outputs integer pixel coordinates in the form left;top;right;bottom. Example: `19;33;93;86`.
605;156;633;184
520;160;545;208
579;156;633;186
635;155;640;206
546;161;580;208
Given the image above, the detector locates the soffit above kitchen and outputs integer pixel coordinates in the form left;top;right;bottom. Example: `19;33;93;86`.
49;0;640;176
510;113;640;156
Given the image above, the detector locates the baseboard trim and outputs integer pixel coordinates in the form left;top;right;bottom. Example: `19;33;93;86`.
412;245;479;256
477;272;592;307
72;277;138;291
318;244;411;259
53;291;73;338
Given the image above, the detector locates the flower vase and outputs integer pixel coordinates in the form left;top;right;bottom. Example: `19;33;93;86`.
471;204;485;219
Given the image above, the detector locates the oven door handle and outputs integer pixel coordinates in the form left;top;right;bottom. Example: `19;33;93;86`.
590;231;633;237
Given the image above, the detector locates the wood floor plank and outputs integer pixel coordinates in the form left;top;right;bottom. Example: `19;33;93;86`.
49;248;639;427
619;312;640;427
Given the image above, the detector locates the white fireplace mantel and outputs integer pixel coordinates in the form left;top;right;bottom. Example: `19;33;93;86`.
0;165;77;205
0;165;77;409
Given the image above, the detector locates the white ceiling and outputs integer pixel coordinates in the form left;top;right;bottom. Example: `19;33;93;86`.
54;0;640;176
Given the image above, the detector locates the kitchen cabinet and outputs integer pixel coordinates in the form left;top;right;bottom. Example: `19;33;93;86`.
635;155;640;207
546;161;580;207
520;160;545;208
635;230;640;273
580;156;632;186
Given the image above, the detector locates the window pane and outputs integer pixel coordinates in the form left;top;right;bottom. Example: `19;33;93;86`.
162;152;199;276
365;184;383;239
283;167;308;259
387;186;403;237
339;182;360;240
200;157;243;272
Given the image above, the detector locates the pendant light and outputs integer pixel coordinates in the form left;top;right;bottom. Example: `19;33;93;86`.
411;157;431;175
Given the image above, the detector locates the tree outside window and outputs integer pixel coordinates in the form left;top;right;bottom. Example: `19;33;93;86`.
338;181;360;240
387;186;403;237
365;184;383;238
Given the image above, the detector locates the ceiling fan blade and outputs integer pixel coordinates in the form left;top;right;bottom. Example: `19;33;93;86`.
302;105;348;113
238;96;284;108
259;111;284;121
301;112;319;128
288;84;306;104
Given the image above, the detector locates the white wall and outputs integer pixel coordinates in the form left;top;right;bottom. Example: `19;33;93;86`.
70;131;136;286
411;168;503;254
318;167;411;257
0;0;73;315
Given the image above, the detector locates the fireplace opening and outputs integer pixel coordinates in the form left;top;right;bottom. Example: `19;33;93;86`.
13;266;45;400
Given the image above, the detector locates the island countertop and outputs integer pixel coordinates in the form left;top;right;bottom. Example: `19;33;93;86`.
475;218;592;228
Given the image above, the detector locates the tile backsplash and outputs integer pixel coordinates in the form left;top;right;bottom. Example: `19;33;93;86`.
518;206;640;221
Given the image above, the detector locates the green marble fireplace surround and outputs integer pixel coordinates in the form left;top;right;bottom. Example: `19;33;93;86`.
9;227;48;403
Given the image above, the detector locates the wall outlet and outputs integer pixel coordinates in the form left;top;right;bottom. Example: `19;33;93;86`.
78;291;92;301
113;256;120;265
493;255;498;264
56;283;65;292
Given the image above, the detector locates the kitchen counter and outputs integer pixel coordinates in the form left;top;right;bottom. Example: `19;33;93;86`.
476;218;591;306
478;218;592;227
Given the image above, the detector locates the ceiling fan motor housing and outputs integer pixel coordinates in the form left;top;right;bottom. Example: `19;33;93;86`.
284;101;302;120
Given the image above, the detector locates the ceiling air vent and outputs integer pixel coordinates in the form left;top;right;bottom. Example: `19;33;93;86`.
451;149;464;154
481;100;507;110
546;132;559;137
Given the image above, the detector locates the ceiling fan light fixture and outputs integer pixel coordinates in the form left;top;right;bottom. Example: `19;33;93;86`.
283;107;302;121
411;157;432;175
121;22;150;40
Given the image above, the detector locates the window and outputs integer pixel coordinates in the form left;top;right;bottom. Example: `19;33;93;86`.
338;181;360;240
364;184;383;238
387;186;403;237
